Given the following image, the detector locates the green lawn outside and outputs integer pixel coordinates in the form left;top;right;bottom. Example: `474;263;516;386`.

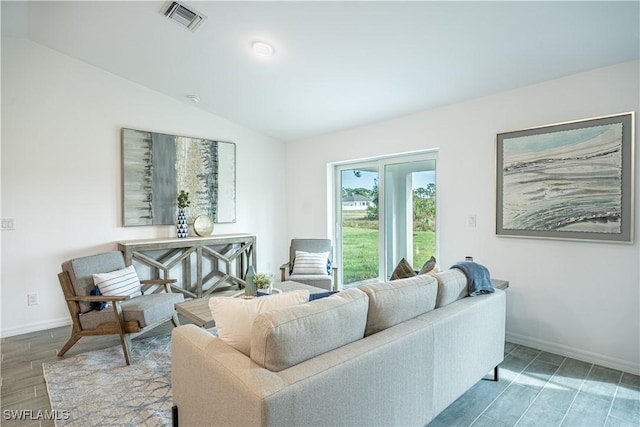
342;227;436;284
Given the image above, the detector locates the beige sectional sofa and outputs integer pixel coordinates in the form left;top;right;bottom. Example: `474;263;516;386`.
172;270;506;427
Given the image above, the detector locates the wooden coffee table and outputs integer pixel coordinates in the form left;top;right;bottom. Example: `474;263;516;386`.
175;281;329;328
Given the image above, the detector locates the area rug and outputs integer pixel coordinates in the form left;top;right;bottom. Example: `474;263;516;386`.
43;329;215;427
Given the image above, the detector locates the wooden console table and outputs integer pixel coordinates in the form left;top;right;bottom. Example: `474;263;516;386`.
117;234;256;299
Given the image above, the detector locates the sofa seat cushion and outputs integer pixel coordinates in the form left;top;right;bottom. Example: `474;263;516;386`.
209;290;310;356
78;292;184;330
250;288;369;372
434;269;468;308
358;275;438;336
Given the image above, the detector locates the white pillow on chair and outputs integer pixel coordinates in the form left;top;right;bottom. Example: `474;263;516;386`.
93;265;142;299
292;251;329;275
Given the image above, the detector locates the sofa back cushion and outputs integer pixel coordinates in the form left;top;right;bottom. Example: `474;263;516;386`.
358;274;438;336
250;288;368;372
434;269;468;308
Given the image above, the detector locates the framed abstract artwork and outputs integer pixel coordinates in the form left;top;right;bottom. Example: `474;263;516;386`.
122;128;236;226
496;112;634;243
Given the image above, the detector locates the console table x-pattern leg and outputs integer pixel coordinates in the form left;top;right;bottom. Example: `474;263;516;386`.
117;234;256;299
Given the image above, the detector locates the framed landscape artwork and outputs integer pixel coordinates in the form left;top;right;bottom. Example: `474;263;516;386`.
496;112;634;243
122;128;236;226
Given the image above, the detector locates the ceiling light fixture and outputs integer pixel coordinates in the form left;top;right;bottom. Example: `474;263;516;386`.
186;95;201;103
252;41;274;57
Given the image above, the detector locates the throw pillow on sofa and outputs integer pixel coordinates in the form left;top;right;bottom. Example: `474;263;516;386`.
390;256;439;280
390;258;416;280
418;256;438;275
208;290;310;356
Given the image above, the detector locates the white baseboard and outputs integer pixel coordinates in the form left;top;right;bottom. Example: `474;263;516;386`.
1;317;71;338
506;331;640;375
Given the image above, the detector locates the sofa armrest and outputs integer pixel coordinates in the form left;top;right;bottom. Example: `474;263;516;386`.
171;325;288;427
422;289;506;415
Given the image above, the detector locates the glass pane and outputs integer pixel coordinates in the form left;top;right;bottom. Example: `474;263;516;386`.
340;168;379;288
411;170;436;269
384;160;436;277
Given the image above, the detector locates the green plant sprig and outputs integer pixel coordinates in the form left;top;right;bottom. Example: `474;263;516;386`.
253;272;274;289
177;190;191;209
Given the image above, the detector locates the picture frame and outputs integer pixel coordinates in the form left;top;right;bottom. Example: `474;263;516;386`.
496;112;634;243
122;128;236;226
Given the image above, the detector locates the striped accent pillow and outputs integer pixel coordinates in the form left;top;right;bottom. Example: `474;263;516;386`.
292;251;330;275
93;265;142;299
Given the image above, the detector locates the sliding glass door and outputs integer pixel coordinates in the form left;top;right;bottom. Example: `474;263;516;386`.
335;153;437;289
338;165;380;287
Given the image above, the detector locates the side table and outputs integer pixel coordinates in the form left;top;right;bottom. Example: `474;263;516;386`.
492;279;509;290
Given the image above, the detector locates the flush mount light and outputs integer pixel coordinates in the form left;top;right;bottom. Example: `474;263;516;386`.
186;95;200;103
252;41;274;57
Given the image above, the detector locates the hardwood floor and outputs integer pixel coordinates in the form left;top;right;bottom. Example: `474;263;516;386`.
1;322;174;427
428;342;640;427
2;323;639;427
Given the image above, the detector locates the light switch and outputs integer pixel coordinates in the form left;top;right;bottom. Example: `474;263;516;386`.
468;215;477;228
1;218;15;231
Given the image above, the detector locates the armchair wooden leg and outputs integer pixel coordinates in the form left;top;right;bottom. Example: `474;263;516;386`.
172;313;181;327
120;334;132;366
493;366;499;381
112;302;131;365
57;333;81;357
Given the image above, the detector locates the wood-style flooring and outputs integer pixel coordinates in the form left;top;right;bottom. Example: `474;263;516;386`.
1;322;174;427
2;322;639;427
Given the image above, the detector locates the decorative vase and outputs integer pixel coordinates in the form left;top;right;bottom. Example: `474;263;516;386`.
258;283;273;295
244;265;257;297
177;209;188;238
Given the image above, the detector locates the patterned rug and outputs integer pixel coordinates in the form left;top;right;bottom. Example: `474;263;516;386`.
43;329;215;427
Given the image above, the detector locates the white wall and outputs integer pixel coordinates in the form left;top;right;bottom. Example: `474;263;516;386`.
286;60;640;374
1;38;288;336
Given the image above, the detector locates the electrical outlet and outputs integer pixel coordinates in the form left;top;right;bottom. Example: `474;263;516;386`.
27;293;39;306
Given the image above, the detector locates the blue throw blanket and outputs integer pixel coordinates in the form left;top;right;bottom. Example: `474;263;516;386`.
451;261;495;296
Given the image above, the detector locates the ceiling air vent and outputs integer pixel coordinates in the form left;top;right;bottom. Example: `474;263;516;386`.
162;1;207;32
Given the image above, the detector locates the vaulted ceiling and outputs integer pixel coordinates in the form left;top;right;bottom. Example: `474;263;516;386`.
3;1;639;141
